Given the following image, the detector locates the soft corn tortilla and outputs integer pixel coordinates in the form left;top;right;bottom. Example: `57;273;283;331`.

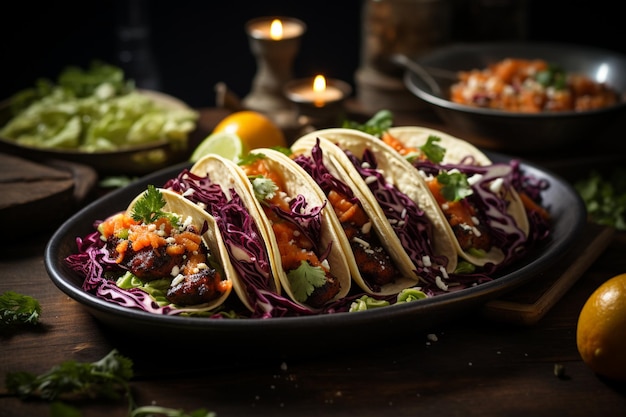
190;154;282;312
291;135;425;295
293;128;459;278
126;188;236;311
195;149;351;309
386;125;530;239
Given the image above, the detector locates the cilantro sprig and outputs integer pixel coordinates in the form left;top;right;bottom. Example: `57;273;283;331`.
131;185;179;227
342;109;394;138
418;135;445;163
437;171;473;202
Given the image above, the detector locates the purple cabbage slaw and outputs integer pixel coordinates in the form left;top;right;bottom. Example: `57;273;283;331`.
412;156;551;260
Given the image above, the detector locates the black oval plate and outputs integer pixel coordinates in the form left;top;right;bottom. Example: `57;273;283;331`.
45;154;585;357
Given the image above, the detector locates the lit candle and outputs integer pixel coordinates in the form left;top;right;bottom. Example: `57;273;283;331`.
285;75;348;108
247;17;306;41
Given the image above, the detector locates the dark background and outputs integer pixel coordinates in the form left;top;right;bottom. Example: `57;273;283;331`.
2;0;622;109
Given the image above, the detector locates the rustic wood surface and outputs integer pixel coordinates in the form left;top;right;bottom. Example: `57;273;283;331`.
1;108;625;417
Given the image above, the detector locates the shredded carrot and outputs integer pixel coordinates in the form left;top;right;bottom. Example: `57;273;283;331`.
519;191;550;220
100;212;138;239
242;157;324;272
327;190;369;225
381;131;420;157
427;179;475;227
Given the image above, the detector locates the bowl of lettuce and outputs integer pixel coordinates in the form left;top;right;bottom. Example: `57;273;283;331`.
0;61;200;176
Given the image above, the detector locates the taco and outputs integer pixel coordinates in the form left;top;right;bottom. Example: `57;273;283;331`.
163;155;282;316
290;136;423;295
94;186;235;313
378;126;531;267
191;149;351;311
292;129;459;293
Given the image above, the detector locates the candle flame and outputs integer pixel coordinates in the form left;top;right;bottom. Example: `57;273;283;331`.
270;19;283;40
313;75;327;93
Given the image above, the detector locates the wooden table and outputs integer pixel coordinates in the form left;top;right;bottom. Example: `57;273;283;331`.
2;107;625;417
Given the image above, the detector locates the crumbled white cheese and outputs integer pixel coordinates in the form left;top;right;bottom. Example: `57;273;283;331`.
435;276;449;291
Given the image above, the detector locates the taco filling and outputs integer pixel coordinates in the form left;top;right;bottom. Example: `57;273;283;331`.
164;168;280;317
382;130;541;267
340;146;454;290
240;153;341;308
68;185;232;313
292;140;402;291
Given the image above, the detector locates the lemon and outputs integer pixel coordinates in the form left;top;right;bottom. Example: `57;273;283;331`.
212;110;287;151
576;273;626;381
190;131;243;162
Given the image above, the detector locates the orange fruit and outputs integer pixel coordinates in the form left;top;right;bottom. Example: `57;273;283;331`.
212;110;287;152
576;273;626;381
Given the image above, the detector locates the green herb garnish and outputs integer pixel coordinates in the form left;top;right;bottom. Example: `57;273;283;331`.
287;261;328;303
342;109;394;137
6;349;216;417
250;176;279;202
575;168;626;230
0;291;41;329
131;185;179;226
535;64;567;90
419;135;446;163
437;171;473;202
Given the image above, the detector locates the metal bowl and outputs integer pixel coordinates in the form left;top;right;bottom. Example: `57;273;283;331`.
400;42;626;152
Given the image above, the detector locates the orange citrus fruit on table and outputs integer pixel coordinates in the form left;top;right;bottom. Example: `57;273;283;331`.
212;110;287;152
190;110;288;163
576;273;626;381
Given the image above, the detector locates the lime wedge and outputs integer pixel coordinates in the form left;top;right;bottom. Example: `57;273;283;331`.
190;131;243;162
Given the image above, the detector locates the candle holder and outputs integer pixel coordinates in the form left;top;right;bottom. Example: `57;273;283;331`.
242;16;306;115
284;76;352;129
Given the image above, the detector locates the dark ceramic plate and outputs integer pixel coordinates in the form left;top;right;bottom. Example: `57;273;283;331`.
44;154;585;357
401;42;626;152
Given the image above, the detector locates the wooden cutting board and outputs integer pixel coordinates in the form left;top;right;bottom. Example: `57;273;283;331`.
482;222;615;325
0;153;98;236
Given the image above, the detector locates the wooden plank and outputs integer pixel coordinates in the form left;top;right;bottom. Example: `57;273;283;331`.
482;223;615;325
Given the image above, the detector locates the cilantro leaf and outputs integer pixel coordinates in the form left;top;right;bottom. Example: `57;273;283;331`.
287;261;327;303
250;176;278;202
535;64;567;90
437;171;473;202
0;291;41;329
342;109;394;137
419;135;445;163
131;185;179;226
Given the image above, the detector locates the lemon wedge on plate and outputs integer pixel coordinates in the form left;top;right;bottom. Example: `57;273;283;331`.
190;131;243;163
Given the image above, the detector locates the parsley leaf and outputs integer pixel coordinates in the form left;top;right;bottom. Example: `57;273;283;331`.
437;171;473;202
287;261;327;303
0;291;41;329
131;185;178;226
